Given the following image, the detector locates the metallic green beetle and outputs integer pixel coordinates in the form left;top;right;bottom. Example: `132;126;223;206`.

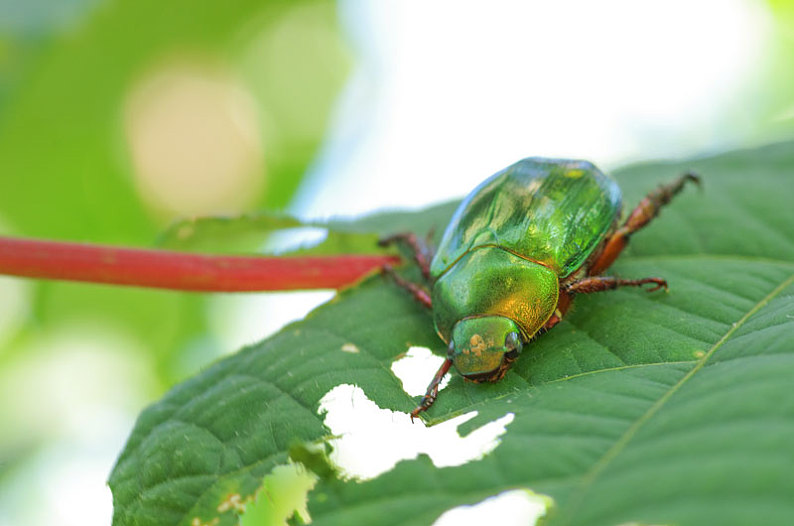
382;158;699;419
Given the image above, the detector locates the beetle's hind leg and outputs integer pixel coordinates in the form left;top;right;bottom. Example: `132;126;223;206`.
382;264;433;310
542;276;665;332
380;232;434;309
378;232;434;281
589;171;700;276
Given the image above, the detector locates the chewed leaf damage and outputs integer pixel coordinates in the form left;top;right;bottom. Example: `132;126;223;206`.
318;384;513;480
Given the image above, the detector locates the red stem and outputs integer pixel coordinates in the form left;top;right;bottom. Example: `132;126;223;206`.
0;236;399;292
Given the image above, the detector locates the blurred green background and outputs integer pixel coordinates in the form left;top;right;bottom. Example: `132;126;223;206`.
0;0;349;523
0;0;793;524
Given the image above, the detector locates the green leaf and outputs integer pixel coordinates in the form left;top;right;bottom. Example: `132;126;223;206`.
110;141;794;526
157;212;386;256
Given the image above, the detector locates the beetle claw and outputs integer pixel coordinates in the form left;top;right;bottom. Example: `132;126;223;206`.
644;278;668;293
683;170;702;189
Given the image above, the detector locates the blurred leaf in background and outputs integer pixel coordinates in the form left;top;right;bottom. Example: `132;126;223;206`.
0;0;349;524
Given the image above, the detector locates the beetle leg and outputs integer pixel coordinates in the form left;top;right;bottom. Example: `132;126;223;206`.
378;232;433;281
566;276;668;295
382;264;433;309
542;291;572;331
411;357;453;421
589;171;700;276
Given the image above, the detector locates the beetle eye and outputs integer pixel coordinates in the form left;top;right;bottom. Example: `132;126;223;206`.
504;331;522;359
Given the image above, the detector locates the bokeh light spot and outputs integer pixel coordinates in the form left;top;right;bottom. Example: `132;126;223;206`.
124;62;265;219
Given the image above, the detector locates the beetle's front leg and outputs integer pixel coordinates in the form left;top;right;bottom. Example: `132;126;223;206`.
589;172;700;276
378;232;434;281
411;356;453;421
382;264;433;310
565;275;668;295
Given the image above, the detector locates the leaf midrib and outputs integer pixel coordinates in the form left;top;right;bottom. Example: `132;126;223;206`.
560;270;794;524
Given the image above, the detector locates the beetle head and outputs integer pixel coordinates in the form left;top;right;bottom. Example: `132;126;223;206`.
448;316;523;382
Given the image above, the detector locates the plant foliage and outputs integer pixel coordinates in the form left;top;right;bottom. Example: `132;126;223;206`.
111;141;794;526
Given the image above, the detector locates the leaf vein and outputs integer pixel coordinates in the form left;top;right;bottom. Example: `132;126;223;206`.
561;270;794;524
540;360;696;385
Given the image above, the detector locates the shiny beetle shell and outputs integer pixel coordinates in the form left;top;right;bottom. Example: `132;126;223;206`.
430;158;622;345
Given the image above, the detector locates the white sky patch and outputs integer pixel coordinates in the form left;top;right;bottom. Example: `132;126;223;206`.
0;440;118;526
318;384;514;480
209;290;335;352
292;0;772;220
391;346;450;396
433;489;551;526
0;325;153;443
261;226;329;255
0;276;31;347
0;325;149;526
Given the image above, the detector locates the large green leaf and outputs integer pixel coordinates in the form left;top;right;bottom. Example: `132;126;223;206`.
156;212;387;256
110;141;794;526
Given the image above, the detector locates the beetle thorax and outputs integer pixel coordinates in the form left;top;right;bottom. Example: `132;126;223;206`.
431;246;559;344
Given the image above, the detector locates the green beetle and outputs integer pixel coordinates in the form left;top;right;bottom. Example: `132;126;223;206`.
382;158;699;420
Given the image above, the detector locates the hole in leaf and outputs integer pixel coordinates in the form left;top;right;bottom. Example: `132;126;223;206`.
318;384;513;480
237;461;318;526
432;488;552;526
391;346;450;397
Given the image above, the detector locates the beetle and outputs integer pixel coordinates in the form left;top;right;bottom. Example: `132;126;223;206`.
381;158;700;420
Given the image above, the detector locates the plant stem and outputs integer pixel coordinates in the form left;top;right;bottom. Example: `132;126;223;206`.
0;236;399;292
